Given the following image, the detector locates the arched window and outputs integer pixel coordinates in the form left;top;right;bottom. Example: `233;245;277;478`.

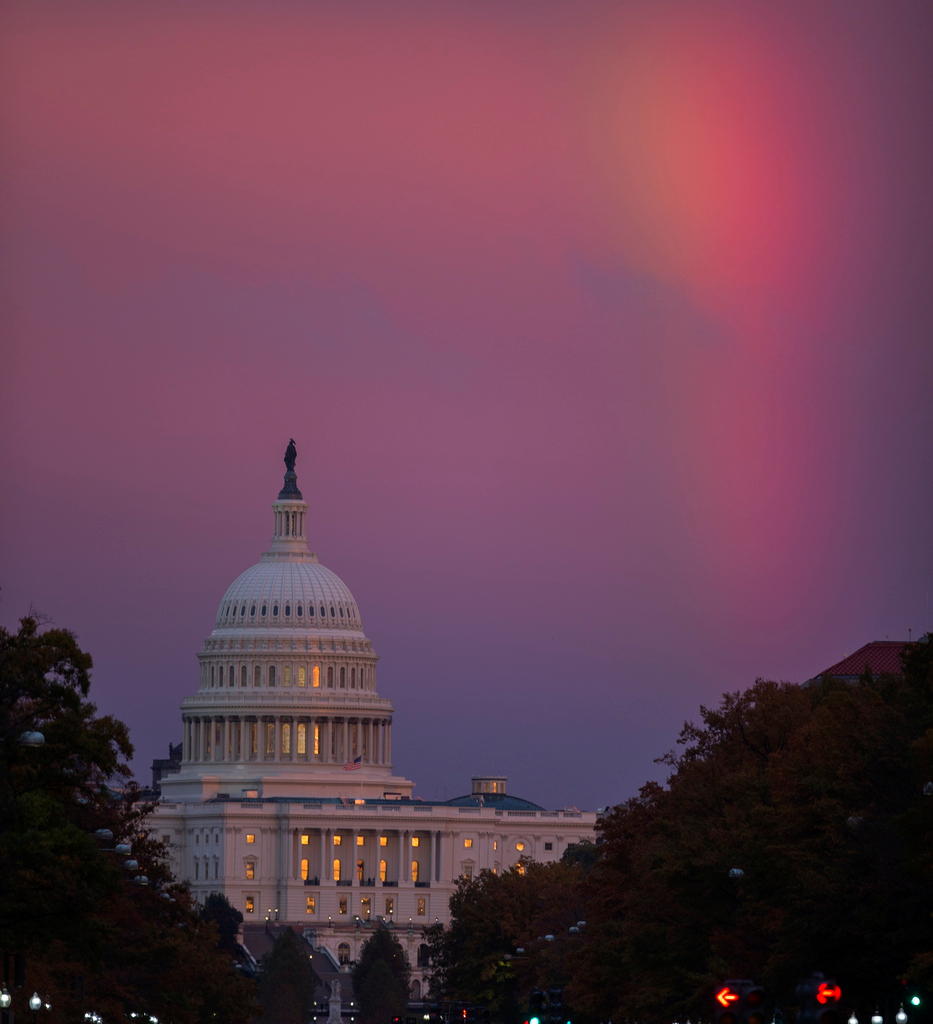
282;722;291;755
340;667;346;687
411;860;420;883
210;665;215;686
327;666;334;686
283;665;292;686
250;605;256;617
245;860;255;880
333;858;342;882
300;858;310;881
312;665;320;688
330;606;335;617
410;981;422;1000
297;604;303;617
379;859;388;882
228;666;235;687
261;604;267;617
268;666;276;687
241;665;247;686
309;604;315;616
339;606;344;618
337;943;351;965
254;665;261;686
320;605;326;617
351;667;356;687
272;604;279;616
298;666;306;686
297;722;307;756
284;604;291;617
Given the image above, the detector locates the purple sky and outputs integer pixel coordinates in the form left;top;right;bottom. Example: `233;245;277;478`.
2;1;932;811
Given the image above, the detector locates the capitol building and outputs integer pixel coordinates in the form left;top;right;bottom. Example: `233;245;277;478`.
154;445;596;992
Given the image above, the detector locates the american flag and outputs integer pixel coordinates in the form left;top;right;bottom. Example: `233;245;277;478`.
343;755;362;771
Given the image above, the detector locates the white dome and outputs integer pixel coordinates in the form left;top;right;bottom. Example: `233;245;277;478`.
216;559;363;631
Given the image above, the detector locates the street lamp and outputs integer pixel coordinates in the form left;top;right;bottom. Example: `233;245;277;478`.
871;1012;883;1024
896;1009;908;1024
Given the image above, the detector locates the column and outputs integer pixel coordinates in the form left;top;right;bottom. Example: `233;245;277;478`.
343;719;350;762
224;717;232;762
402;831;410;882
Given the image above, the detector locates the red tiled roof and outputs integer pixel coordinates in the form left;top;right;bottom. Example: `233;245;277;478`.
818;641;907;679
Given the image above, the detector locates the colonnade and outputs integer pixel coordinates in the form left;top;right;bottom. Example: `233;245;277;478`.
182;714;392;766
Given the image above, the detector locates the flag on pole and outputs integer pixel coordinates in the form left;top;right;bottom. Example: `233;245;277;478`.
343;755;362;771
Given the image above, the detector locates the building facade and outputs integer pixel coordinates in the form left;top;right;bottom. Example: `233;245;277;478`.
153;448;596;988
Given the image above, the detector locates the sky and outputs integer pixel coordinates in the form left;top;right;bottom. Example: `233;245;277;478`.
2;0;932;812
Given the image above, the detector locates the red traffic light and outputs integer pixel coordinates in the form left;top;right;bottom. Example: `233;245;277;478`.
717;988;741;1007
817;984;842;1005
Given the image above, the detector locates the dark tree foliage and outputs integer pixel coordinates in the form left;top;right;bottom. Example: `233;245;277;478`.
352;924;411;1024
0;616;256;1024
571;635;933;1024
258;927;319;1024
427;861;587;1024
201;891;244;953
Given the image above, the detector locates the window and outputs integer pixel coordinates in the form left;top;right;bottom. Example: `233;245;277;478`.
356;836;365;847
282;722;291;754
283;665;292;686
411;836;420;848
338;898;348;915
246;833;256;845
194;860;199;880
515;842;525;852
417;897;426;916
261;605;267;616
298;666;306;686
301;858;310;881
340;667;345;687
333;858;342;882
250;722;258;755
462;864;474;879
411;860;419;883
254;665;261;686
250;605;256;616
284;603;291;617
310;604;315;616
245;896;255;914
492;840;498;851
297;605;303;617
228;666;234;686
544;842;553;851
265;722;275;755
320;606;326;617
360;896;371;918
300;834;310;846
313;724;320;756
330;606;335;617
379;836;388;847
240;665;247;686
272;604;279;616
269;666;276;687
312;665;320;688
306;896;316;914
297;723;307;755
337;942;350;963
463;838;473;848
333;835;343;846
385;897;394;915
379;859;388;882
327;666;334;686
356;860;365;882
245;861;255;880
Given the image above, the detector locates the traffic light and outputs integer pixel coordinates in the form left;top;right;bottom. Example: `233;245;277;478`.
715;980;769;1024
742;986;767;1024
715;983;743;1024
797;975;843;1024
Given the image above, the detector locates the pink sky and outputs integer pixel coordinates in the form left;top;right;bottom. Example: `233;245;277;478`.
2;0;931;810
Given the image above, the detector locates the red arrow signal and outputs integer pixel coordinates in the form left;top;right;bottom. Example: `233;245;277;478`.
716;988;740;1007
817;984;842;1005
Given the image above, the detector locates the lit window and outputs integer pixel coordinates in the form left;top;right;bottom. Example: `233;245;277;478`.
301;834;310;846
361;896;371;918
282;723;291;754
301;858;310;881
265;722;275;755
379;836;388;847
338;898;348;915
379;859;388;882
417;897;426;916
333;835;343;846
245;896;255;914
313;724;320;756
463;839;473;848
515;862;526;875
297;723;307;755
356;860;365;882
338;941;350;962
283;665;292;686
411;836;420;848
492;841;498;851
298;666;306;686
306;896;316;914
246;833;256;845
333;858;342;881
245;862;255;880
312;665;321;688
462;864;474;879
515;842;525;852
356;836;365;847
250;722;258;755
411;860;420;883
385;897;394;915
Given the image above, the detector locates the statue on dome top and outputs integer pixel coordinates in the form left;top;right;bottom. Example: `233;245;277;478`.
284;438;297;473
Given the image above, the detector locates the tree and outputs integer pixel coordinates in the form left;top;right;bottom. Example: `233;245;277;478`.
202;891;245;954
353;924;411;1024
428;861;587;1024
0;616;257;1023
572;636;933;1024
257;927;318;1024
